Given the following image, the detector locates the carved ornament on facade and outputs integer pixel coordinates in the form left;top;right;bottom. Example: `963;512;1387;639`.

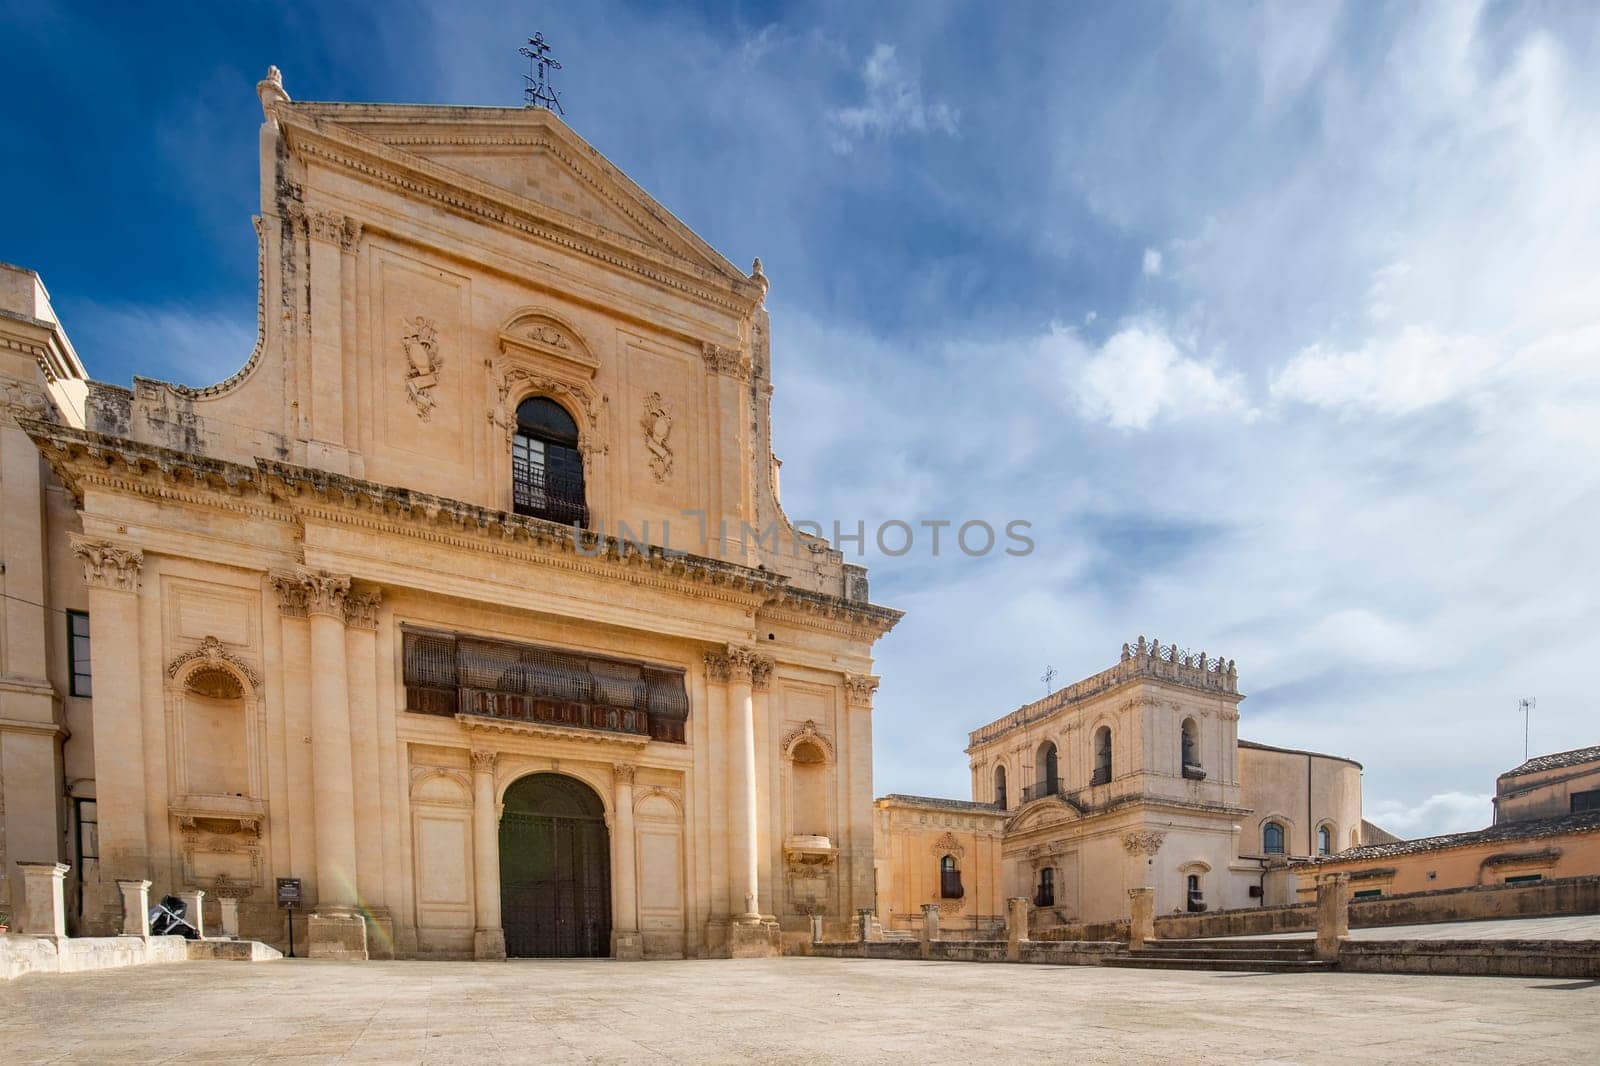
286;202;361;251
400;315;443;421
701;341;751;381
935;898;965;917
781;719;833;761
297;570;351;619
469;750;498;774
71;537;143;593
703;650;731;683
0;378;52;423
723;645;772;687
269;572;309;618
612;763;636;785
490;364;608;464
343;587;383;630
843;673;880;709
1121;830;1167;857
639;391;674;482
930;832;966;860
165;635;263;691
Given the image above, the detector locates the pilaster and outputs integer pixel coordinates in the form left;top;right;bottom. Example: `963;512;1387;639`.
611;762;642;959
470;749;506;960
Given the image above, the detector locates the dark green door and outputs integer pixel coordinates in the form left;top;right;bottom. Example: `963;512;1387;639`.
499;773;611;957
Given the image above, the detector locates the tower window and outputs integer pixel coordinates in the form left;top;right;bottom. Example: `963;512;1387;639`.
1263;821;1286;855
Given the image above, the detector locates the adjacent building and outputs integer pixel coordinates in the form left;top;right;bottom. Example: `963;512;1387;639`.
0;69;900;959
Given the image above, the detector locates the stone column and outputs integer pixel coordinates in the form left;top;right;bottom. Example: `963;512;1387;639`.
727;647;761;921
71;539;146;931
17;862;69;937
611;763;642;960
182;888;207;939
810;913;824;945
344;585;392;957
218;897;239;939
1315;872;1350;961
1006;897;1030;962
301;570;367;959
920;903;940;959
1127;887;1155;946
470;750;506;960
118;879;152;937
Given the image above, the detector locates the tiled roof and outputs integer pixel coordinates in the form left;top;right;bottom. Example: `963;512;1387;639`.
1498;744;1600;780
877;793;1007;815
1306;809;1600;864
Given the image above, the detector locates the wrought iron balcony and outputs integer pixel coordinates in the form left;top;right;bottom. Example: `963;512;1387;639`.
403;627;687;743
1020;778;1065;804
1089;766;1111;787
512;465;588;527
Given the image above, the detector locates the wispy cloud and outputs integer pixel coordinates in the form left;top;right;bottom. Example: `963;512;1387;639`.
827;44;958;154
1060;322;1249;430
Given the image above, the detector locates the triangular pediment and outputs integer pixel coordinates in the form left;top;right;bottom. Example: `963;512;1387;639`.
280;103;752;290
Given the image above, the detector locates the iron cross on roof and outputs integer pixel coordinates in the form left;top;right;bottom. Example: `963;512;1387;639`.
520;32;565;114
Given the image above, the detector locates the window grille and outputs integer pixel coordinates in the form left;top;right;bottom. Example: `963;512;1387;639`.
403;627;689;742
1263;822;1286;854
68;610;91;697
939;855;963;900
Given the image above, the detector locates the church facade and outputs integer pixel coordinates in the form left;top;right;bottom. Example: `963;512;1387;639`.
874;639;1364;932
0;69;898;959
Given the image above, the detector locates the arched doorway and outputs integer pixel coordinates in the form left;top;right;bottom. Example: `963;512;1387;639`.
499;773;612;957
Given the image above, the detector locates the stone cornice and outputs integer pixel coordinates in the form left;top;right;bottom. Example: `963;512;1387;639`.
275;113;760;316
24;420;901;640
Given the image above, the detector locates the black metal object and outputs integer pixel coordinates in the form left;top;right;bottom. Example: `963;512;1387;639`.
939;856;963;900
403;628;689;742
276;877;302;957
500;774;610;957
1034;869;1055;908
1021;777;1064;804
520;32;565;114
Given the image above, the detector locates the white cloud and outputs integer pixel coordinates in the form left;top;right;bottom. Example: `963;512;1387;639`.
1063;322;1248;430
827;44;958;154
1365;792;1493;838
1142;248;1162;277
70;302;257;387
1270;325;1503;416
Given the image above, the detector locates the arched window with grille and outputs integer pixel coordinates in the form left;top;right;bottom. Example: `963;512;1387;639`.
1092;726;1113;786
1036;740;1059;798
939;854;963;899
513;397;587;526
993;764;1007;810
1181;718;1204;779
1035;866;1055;907
1317;824;1333;856
1263;821;1286;855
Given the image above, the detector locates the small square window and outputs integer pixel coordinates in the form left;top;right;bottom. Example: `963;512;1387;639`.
1352;888;1382;900
1504;874;1543;885
67;610;91;698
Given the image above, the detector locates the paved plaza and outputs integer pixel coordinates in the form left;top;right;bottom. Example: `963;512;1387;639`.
3;956;1597;1064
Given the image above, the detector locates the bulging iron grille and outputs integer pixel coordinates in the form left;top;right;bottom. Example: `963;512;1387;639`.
402;627;689;742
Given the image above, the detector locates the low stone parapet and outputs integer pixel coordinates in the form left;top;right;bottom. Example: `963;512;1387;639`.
2;935;189;980
1339;939;1600;979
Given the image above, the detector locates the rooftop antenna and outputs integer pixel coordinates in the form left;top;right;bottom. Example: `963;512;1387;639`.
520;32;565;114
1518;697;1536;762
1042;665;1057;697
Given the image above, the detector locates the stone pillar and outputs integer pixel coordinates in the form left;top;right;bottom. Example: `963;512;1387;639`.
344;586;391;956
118;879;152;937
1006;897;1030;962
469;750;506;960
219;897;240;939
182;889;207;939
810;913;824;945
856;908;875;944
1128;887;1155;946
1315;872;1350;962
610;763;642;960
301;570;367;960
920;903;940;959
17;862;69;937
727;647;761;921
71;539;146;931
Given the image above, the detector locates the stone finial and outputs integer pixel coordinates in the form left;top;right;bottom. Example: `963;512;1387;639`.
258;65;290;114
750;257;769;302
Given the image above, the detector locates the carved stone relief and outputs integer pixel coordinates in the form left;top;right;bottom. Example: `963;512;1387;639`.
401;315;443;420
639;391;674;481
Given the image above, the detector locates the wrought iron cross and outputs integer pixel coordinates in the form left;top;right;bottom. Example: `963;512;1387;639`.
1042;665;1057;696
520;32;565;114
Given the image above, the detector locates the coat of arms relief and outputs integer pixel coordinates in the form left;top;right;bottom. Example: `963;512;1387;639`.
401;315;443;419
639;391;674;481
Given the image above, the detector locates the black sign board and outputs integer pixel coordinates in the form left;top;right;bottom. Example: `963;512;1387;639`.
276;877;303;908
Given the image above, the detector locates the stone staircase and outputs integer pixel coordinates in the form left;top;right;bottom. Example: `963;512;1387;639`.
1105;938;1335;973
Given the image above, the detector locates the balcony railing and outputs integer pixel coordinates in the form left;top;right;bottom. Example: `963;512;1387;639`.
512;465;588;527
403;627;688;743
1020;778;1065;804
1089;766;1111;787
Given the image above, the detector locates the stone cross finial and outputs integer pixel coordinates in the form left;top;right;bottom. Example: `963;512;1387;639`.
258;65;290;113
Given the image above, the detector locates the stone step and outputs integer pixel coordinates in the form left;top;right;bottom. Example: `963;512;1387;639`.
1134;945;1315;960
1148;938;1313;951
1106;955;1336;973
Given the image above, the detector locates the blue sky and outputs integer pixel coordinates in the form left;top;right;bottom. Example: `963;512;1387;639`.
7;2;1600;836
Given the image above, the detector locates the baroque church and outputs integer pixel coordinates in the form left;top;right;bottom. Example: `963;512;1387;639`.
0;69;899;959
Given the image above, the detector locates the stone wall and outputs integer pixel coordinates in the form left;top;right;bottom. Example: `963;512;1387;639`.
1;935;189;980
1154;873;1600;940
1340;939;1599;979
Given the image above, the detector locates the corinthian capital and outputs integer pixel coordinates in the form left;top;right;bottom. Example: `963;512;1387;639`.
288;202;362;250
724;645;773;687
343;586;383;630
298;569;351;619
71;537;143;593
269;572;308;618
704;650;731;683
470;750;498;774
844;673;880;709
